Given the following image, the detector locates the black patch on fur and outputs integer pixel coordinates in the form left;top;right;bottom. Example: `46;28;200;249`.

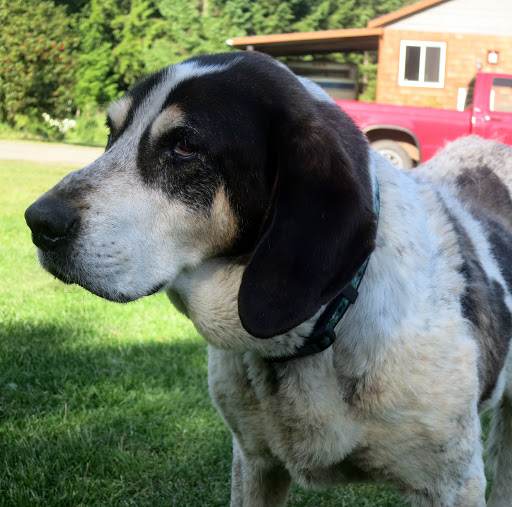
443;203;512;403
456;166;512;230
456;166;512;293
455;166;512;401
138;124;222;214
485;218;512;294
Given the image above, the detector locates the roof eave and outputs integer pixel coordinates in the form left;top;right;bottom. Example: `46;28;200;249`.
227;28;383;56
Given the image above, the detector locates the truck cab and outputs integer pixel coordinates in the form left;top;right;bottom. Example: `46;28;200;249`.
468;73;512;146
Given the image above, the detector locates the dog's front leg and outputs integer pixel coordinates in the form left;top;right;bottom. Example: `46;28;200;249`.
231;438;291;507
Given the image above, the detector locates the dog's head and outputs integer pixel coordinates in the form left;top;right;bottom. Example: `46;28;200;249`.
25;52;377;338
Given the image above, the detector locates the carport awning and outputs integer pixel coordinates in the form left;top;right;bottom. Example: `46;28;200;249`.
226;28;383;56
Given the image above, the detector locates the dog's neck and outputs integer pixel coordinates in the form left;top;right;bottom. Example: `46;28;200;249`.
169;259;316;358
169;150;428;364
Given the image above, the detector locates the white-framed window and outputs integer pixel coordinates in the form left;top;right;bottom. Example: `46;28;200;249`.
398;41;446;88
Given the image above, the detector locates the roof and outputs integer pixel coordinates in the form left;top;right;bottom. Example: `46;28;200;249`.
367;0;450;28
227;0;451;55
226;28;383;56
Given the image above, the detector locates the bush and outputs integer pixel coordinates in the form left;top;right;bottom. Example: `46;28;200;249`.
0;108;108;146
0;0;78;126
0;116;64;142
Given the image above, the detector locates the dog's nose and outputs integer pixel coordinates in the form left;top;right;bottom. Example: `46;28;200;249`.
25;198;78;251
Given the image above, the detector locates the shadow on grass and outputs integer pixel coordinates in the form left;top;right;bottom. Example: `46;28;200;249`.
0;319;233;505
0;320;208;396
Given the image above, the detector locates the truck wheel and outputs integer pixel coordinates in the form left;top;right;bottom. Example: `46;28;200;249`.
371;140;413;169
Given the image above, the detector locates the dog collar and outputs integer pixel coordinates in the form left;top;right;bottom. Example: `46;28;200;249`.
270;176;380;363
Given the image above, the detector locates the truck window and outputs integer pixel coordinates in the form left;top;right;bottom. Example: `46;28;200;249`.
490;78;512;113
464;78;475;110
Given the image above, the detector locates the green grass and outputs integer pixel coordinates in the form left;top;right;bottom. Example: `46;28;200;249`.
0;158;409;505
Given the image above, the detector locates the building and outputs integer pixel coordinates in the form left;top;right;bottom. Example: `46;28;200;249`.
227;0;512;110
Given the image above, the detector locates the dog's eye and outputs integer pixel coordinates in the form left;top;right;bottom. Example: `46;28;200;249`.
173;142;195;158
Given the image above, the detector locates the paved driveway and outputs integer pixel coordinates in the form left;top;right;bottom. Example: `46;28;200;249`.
0;140;103;166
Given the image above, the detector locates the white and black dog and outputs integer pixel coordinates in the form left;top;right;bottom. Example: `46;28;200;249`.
25;52;512;506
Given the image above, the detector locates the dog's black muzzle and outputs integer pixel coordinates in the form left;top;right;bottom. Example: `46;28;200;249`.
25;198;79;251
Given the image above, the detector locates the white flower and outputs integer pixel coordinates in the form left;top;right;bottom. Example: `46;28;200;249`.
41;113;76;132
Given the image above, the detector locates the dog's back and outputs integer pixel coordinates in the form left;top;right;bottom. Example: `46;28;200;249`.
416;137;512;506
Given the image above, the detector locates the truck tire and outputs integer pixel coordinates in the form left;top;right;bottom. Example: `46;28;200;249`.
371;140;413;169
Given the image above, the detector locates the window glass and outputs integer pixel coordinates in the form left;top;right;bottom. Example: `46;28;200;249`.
491;78;512;112
404;46;420;82
464;78;475;110
424;47;440;83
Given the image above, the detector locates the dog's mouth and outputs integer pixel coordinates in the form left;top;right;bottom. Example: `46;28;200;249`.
40;252;167;303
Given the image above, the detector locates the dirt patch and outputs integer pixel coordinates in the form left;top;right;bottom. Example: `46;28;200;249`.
0;140;103;167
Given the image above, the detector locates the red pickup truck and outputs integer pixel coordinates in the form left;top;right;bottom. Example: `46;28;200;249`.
336;72;512;169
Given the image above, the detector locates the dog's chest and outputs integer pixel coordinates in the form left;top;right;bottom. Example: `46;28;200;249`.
208;348;366;484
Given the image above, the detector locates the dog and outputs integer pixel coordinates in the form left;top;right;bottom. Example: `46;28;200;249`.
25;52;512;506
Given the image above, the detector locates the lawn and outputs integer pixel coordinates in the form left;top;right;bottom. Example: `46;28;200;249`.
0;158;409;505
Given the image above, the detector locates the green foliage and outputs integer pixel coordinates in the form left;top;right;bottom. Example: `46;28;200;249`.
0;0;77;126
112;0;163;86
54;0;89;13
77;0;152;108
0;0;419;125
74;0;161;108
144;0;228;70
73;1;119;109
220;0;297;36
16;114;66;141
0;120;59;142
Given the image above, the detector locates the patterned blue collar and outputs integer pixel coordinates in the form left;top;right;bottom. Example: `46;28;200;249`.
270;176;380;363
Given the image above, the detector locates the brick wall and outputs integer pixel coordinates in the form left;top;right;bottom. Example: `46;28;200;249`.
376;29;512;109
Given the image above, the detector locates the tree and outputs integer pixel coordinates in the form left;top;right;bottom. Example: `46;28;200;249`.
74;0;163;108
144;0;229;72
0;0;77;125
73;0;122;109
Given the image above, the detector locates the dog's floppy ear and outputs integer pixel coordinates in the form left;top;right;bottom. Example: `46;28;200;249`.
238;106;377;338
